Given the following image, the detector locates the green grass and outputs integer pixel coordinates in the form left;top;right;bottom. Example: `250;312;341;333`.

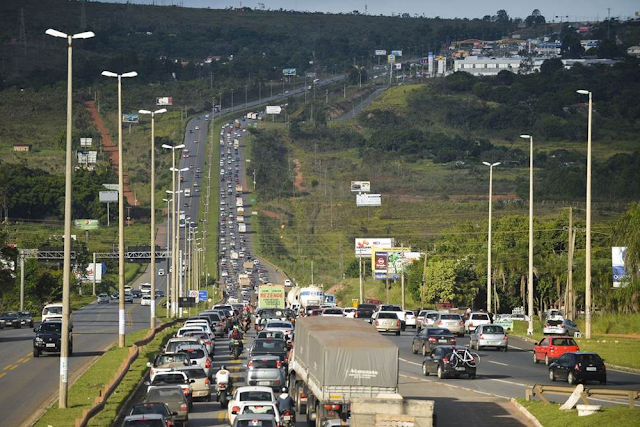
34;325;178;427
575;313;640;336
516;398;640;427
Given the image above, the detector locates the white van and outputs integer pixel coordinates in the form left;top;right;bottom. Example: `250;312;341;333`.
42;303;73;328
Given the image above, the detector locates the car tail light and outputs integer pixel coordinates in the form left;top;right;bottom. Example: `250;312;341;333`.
460;321;465;326
300;391;307;399
275;380;281;385
323;404;341;410
205;378;210;385
469;322;474;327
180;403;187;411
206;341;211;345
205;359;211;368
276;361;282;368
248;361;254;367
375;321;379;326
575;364;580;371
479;334;484;340
437;320;442;325
218;322;223;326
428;337;437;342
443;358;449;364
601;364;606;371
450;338;456;343
232;406;240;414
396;321;401;327
354;312;359;318
503;335;508;341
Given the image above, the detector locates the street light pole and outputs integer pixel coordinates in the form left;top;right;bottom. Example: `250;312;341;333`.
46;26;95;410
521;135;535;334
577;89;593;339
139;108;166;328
102;69;137;348
163;197;172;317
483;161;500;313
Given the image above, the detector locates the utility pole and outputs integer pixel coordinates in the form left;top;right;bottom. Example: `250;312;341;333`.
385;261;390;304
92;252;97;296
421;251;427;310
566;207;575;320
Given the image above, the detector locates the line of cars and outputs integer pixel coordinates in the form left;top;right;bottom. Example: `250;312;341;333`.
0;310;34;329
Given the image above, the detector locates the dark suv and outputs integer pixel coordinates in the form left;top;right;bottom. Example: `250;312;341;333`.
33;320;73;357
355;303;377;322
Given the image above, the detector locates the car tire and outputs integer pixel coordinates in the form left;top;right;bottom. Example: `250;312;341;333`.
469;373;476;380
533;353;539;364
412;343;418;354
422;363;429;376
549;369;556;382
501;346;508;352
422;345;427;357
568;372;576;385
477;345;482;351
395;330;400;336
470;341;475;350
545;355;550;366
33;348;40;358
437;365;445;379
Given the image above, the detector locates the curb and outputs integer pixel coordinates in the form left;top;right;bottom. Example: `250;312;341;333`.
510;398;544;427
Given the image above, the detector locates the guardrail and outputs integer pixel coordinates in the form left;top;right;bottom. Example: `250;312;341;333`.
526;384;640;409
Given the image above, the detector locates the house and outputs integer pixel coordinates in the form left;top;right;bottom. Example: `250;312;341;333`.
627;46;640;58
13;144;31;152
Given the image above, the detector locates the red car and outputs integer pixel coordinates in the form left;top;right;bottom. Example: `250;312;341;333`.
533;336;579;365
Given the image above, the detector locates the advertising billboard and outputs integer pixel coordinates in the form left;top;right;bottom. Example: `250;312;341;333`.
85;262;104;283
266;106;282;114
612;247;628;288
156;97;173;106
99;191;118;203
375;49;387;56
74;219;99;230
77;151;97;164
391;50;403;57
371;247;420;280
350;181;371;192
355;238;395;258
282;68;297;76
258;284;286;309
122;113;139;123
80;138;92;147
356;193;381;207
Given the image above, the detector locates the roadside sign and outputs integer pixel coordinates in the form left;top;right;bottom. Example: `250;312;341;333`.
198;290;208;301
74;219;99;230
495;320;514;332
352;299;359;308
387;54;396;63
179;297;195;307
266;106;282;114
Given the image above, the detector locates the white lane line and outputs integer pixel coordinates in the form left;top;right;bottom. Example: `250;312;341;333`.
399;357;422;367
508;345;525;350
488;378;529;387
488;360;509;366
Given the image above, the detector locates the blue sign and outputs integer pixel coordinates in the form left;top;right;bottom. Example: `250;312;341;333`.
198;290;209;301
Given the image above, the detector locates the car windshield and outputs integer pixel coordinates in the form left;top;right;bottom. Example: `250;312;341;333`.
378;313;398;319
156;353;189;365
472;314;489;320
39;322;62;333
251;359;280;369
253;340;286;352
123;419;164;427
131;403;170;417
482;326;504;334
239;391;273;401
552;338;577;346
146;388;183;401
44;306;62;315
243;405;275;415
267;322;291;328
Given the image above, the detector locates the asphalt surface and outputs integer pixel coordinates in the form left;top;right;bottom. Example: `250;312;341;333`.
335;86;388;121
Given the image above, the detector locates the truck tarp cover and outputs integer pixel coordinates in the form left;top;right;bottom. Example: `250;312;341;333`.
295;318;398;388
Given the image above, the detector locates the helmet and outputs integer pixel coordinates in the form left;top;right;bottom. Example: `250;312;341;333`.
220;365;227;370
281;387;288;393
233;325;239;330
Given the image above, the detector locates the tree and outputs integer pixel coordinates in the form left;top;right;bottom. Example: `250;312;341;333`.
525;9;546;27
540;58;564;75
562;33;585;58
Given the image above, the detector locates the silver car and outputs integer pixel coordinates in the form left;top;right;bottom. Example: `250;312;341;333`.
246;355;286;389
434;313;465;337
470;324;508;351
543;318;580;336
373;312;401;335
417;310;439;331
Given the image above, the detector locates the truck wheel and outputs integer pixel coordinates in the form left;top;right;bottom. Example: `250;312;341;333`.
314;403;324;427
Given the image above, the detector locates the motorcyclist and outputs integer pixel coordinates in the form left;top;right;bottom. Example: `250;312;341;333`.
216;365;232;389
276;387;295;422
229;325;244;352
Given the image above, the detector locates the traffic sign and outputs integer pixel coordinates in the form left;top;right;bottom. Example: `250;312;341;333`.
387;54;396;63
198;290;208;301
266;106;282;114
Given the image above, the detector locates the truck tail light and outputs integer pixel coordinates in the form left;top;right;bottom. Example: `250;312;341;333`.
323;404;341;410
300;391;307;399
276;361;281;368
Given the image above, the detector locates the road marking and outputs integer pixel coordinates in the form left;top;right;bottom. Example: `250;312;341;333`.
4;365;18;370
508;345;525;350
399;357;422;367
17;357;30;364
0;372;5;378
488;378;529;387
487;360;509;366
217;411;227;420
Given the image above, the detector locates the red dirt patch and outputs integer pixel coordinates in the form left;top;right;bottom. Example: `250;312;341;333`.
293;158;305;192
261;210;282;220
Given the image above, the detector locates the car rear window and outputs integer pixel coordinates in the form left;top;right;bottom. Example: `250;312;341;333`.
440;314;461;320
124;419;165;427
239;391;273;401
426;312;439;320
146;389;183;401
155;354;188;365
243;405;275;415
180;368;207;379
378;312;398;319
258;331;284;339
577;354;603;365
251;359;280;369
253;340;286;351
153;374;186;384
427;328;450;335
267;322;291;328
472;314;490;320
236;420;276;427
131;403;170;416
547;320;563;326
482;326;504;334
178;348;205;359
551;338;577;346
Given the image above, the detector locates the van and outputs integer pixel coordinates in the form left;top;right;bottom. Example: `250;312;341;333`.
42;303;73;328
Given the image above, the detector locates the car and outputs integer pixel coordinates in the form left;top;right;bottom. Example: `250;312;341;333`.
264;320;294;340
41;303;65;324
33;319;72;357
469;324;508;351
543;318;580;336
412;327;456;356
434;312;465;337
97;293;110;304
0;312;20;329
545;309;564;321
155;290;166;298
343;308;356;318
132;289;143;298
195;125;200;130
404;311;417;328
416;310;439;331
158;269;165;276
122;413;167;427
147;352;192;380
549;352;606;385
256;330;286;341
174;366;211;401
321;308;344;317
372;311;401;335
146;371;194;407
176;343;213;377
464;312;492;333
234;401;280;426
422;345;477;380
232;413;277;427
181;330;215;355
246;355;286;389
124;293;134;303
144;386;189;425
533;336;580;365
198;311;227;336
129;402;176;427
141;295;152;306
249;338;288;362
355;303;377;322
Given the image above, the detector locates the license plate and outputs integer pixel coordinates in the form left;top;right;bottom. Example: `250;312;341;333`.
586;367;597;371
258;381;271;386
46;343;56;348
283;415;291;421
439;339;447;343
455;367;466;371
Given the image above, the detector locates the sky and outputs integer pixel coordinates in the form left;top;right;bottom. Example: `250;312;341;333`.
102;0;640;21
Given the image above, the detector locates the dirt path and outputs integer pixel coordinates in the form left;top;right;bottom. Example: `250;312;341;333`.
84;100;136;206
293;158;305;192
261;210;282;220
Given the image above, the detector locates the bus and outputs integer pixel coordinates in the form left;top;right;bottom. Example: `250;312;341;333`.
140;283;151;295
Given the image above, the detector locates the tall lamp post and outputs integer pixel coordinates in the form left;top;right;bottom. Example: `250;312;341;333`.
139;108;166;328
45;26;95;411
483;161;500;313
172;167;188;315
577;89;593;339
520;134;535;335
102;69;137;348
163;196;172;317
162;144;185;317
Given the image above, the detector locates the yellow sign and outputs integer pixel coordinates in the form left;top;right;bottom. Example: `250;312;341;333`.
352;299;359;308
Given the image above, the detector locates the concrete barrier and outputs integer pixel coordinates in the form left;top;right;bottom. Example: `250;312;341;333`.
350;397;434;427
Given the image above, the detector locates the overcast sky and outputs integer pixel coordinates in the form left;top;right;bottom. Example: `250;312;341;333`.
104;0;639;21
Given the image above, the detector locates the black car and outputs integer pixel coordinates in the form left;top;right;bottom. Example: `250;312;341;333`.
249;338;288;362
412;327;457;356
18;311;34;327
155;290;166;298
549;352;607;385
33;319;72;357
129;402;177;425
0;311;21;329
132;289;143;298
422;345;476;380
355;304;377;322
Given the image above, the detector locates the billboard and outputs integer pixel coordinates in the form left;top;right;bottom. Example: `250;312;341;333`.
99;191;118;203
282;68;297;76
266;106;282;114
371;247;420;280
156;97;173;106
350;181;371;192
355;238;395;258
391;50;403;57
74;219;99;230
394;63;402;70
356;193;381;207
258;284;286;309
122;113;139;123
306;72;317;78
375;49;387;56
612;247;628;288
81;262;105;283
77;151;97;164
80;138;92;147
387;54;396;63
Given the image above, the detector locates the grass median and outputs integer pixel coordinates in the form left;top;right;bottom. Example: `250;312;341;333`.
35;324;179;427
516;398;640;427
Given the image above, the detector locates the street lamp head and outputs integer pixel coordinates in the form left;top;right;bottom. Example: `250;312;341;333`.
175;144;185;150
72;31;95;39
161;144;173;149
101;70;118;78
482;162;491;167
121;71;138;78
138;109;152;115
155;108;167;115
520;134;531;139
45;29;68;38
493;162;501;167
576;89;590;95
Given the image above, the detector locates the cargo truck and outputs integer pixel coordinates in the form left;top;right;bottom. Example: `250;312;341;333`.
289;317;400;425
236;184;243;193
234;119;240;128
238;274;251;288
237;216;244;223
233;139;240;149
237;207;245;216
236;197;243;207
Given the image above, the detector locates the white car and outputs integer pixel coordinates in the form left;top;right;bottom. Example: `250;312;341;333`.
140;295;152;306
404;311;417;327
233;401;280;426
343;308;356;318
176;325;207;337
465;312;492;333
265;320;294;340
227;386;276;424
157;268;165;276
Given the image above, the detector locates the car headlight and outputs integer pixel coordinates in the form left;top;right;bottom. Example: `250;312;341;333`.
35;337;43;342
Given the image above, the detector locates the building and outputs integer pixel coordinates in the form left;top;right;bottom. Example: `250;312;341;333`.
13;144;31;152
453;56;617;76
627;46;640;57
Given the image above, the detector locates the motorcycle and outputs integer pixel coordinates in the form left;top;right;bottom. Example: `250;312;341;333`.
280;410;295;427
215;369;231;409
231;339;243;359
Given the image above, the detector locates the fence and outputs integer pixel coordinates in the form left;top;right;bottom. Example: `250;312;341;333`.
526;384;640;409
